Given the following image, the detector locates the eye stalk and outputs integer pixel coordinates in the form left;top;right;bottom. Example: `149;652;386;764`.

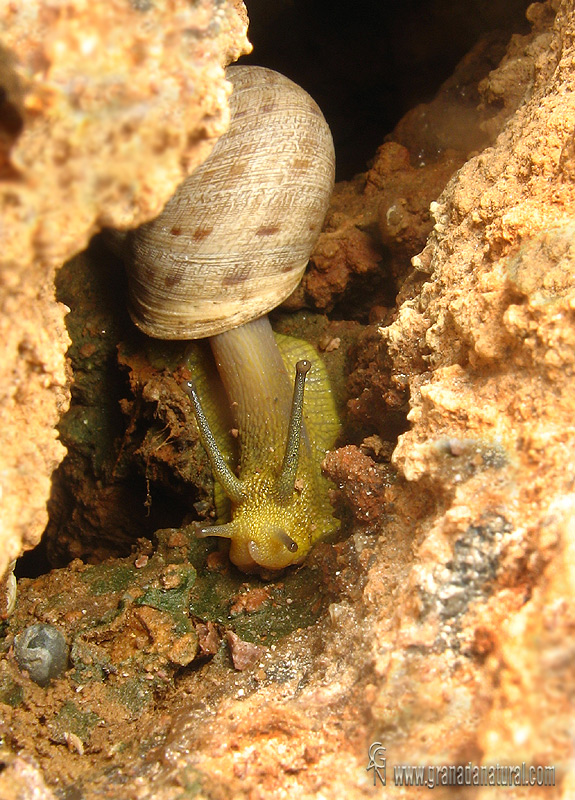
182;357;312;507
182;378;246;505
276;359;311;500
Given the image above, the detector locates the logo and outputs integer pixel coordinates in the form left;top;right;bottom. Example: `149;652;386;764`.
366;742;386;786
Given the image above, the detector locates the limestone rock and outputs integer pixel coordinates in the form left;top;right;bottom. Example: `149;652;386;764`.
0;0;250;578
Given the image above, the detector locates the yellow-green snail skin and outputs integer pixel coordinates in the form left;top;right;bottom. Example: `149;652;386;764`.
119;65;339;573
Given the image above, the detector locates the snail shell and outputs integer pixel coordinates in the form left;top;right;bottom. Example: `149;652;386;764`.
125;65;335;339
15;623;69;686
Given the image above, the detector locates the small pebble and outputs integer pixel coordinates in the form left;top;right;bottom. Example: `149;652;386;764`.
14;623;69;687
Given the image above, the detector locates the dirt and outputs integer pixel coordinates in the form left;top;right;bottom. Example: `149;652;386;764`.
1;528;341;795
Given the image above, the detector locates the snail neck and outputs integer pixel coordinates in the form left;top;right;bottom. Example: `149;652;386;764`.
209;316;310;476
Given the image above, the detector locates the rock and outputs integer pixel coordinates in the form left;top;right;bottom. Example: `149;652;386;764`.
0;0;250;578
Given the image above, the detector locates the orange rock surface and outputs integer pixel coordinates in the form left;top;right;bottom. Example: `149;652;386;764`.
0;0;250;582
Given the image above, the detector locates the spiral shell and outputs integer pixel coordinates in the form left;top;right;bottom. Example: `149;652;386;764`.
124;65;335;339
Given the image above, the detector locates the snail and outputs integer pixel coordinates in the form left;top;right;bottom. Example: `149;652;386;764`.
116;65;339;573
14;623;69;687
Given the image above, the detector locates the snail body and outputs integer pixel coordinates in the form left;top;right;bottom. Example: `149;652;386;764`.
185;317;340;571
119;66;338;572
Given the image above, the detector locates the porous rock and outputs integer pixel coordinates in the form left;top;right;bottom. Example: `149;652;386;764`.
379;0;575;788
0;0;250;579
